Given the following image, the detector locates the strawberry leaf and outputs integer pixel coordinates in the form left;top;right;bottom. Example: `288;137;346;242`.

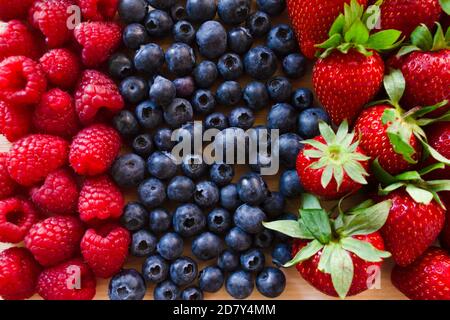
386;129;417;164
432;23;448;51
329;14;345;36
284;239;324;267
341;237;391;262
383;70;406;106
318;242;337;273
330;246;354;299
440;0;450;14
405;184;434;204
367;30;402;51
344;19;369;44
379;182;406;194
418;163;446;175
316;33;343;49
410;24;433;51
362;4;381;30
262;220;314;239
348;199;375;213
397;45;421;57
395;170;422;181
372;158;397;185
408;100;449;119
301;209;332;244
416;135;450;166
301;193;322;210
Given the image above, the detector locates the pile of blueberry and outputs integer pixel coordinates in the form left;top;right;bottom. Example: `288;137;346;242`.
107;0;331;300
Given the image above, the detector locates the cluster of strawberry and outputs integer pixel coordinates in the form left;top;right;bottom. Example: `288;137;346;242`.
0;0;129;300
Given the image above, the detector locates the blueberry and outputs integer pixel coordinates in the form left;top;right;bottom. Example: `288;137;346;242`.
226;270;253;299
131;230;157;257
220;184;242;211
171;3;187;21
135;100;163;129
193;60;218;89
181;154;208;179
173;203;206;237
154;280;180;300
113;110;140;138
256;267;286;297
142;254;169;283
157;232;184;261
262;191;285;218
213;127;250;164
278;133;303;168
283;53;306;78
216;81;242;106
249;152;273;173
244;46;277;80
147;151;177;180
153;128;175;151
237;173;268;206
173;20;196;44
207;207;231;234
199;266;224;293
149;76;176;107
240;248;265;272
254;229;274;248
173;76;195;98
267;103;297;133
192;232;224;260
186;0;217;22
234;204;267;234
146;0;175;10
205;112;229;130
149;208;172;234
243;81;270;111
111;153;146;188
246;11;271;37
181;286;203;300
257;0;286;16
192;89;216;114
145;9;173;37
167;176;195;203
267;24;296;56
218;250;240;271
196;21;227;59
225;227;252;252
121;202;148;231
227;27;253;54
279;169;303;198
118;0;148;23
271;243;291;267
109;269;146;300
134;43;164;74
217;53;243;81
108;53;134;79
132;134;153;157
218;0;250;25
138;178;166;208
123;23;149;49
119;76;148;105
170;257;198;286
266;76;292;102
164;98;194;128
210;163;234;187
298;107;331;138
228;107;254;130
291;88;313;111
193;180;219;208
165;43;196;77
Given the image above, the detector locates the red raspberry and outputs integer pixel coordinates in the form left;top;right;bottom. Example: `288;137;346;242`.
37;258;96;300
0;20;41;60
0;0;35;21
39;49;81;90
74;21;122;67
0;247;41;300
29;0;74;48
31;168;79;216
76;0;119;21
25;216;84;267
78;175;124;224
0;56;47;106
0;153;17;200
0;100;32;142
81;224;130;278
32;88;79;138
74;70;124;124
7;134;69;186
0;197;39;243
69;124;121;176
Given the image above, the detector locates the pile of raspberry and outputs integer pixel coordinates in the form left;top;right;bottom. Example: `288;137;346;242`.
0;0;129;300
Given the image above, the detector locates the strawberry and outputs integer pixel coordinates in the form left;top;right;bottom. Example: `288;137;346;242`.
264;194;392;298
312;0;402;125
296;120;370;200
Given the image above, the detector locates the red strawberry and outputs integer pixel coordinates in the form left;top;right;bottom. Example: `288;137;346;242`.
39;49;81;90
0;197;39;244
392;247;450;300
0;0;35;21
76;0;119;21
296;120;370;200
441;209;450;250
0;20;41;60
424;122;450;180
0;153;17;200
0;100;32;142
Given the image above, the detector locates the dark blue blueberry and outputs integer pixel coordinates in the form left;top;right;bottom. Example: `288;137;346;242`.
243;81;270;111
173;203;206;237
210;163;234;187
173;21;196;44
283;53;306;79
227;27;253;54
135;100;163;129
153;127;175;151
218;0;250;25
225;227;252;252
132;134;153;157
113;110;140;138
205;112;229;130
108;53;134;80
279;169;303;198
257;0;286;16
217;53;243;81
171;3;187;21
254;229;274;248
267;103;297;133
217;250;240;271
154;280;180;300
134;43;164;74
131;230;157;257
249;152;273;173
123;23;149;49
278;133;303;168
237;173;268;206
194;180;219;208
120;76;148;104
147;151;177;180
216;81;242;106
192;89;216;114
181;154;208;179
291;88;314;111
186;0;216;22
256;267;286;297
196;20;227;59
298;107;331;138
246;11;271;37
157;232;184;261
244;46;277;80
165;43;196;77
145;9;173;37
181;286;203;300
109;269;146;300
167;176;195;202
163;98;194;128
240;248;265;272
234;204;267;234
266;76;292;102
193;60;218;89
228;106;254;130
174;76;195;98
149;208;172;234
271;243;291;267
149;76;176;107
118;0;148;23
262;191;285;218
192;232;224;260
267;24;297;56
138;178;166;208
142;254;169;283
220;184;242;211
207;207;231;234
146;0;175;10
170;257;198;286
111;153;146;188
213;127;250;164
226;270;253;299
121;202;148;231
199;266;224;293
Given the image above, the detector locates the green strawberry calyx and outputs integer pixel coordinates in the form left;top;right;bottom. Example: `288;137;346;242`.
397;23;450;56
441;0;450;15
302;120;370;190
263;193;392;299
315;0;403;58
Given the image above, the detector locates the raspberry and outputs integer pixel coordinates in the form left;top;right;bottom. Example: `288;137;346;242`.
0;56;47;106
32;89;79;138
74;70;124;124
0;100;32;142
74;21;122;67
0;153;17;200
0;197;38;243
29;0;73;48
31;168;79;216
77;0;119;21
0;247;41;300
0;0;35;20
25;216;84;267
39;49;81;90
37;258;96;300
80;224;130;278
69;124;121;176
78;175;124;224
7;134;69;186
0;20;41;60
